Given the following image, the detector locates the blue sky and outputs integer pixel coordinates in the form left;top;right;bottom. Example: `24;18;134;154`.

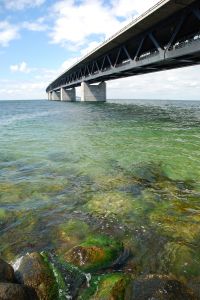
0;0;199;100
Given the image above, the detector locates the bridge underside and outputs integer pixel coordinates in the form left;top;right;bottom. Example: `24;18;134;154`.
47;0;200;101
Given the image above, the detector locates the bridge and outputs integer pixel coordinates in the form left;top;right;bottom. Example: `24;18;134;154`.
46;0;200;102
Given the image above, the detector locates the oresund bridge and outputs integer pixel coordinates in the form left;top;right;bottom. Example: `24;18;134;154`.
46;0;200;102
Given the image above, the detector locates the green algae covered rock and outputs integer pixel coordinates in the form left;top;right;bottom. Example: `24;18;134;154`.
64;235;124;272
42;253;86;300
78;273;130;300
15;252;58;300
125;274;196;300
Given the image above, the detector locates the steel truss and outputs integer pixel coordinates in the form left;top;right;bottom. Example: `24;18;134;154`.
47;0;200;93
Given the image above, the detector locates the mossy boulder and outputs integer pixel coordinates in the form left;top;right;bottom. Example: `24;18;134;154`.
42;252;86;300
15;252;58;300
64;235;124;271
94;274;129;300
0;259;15;283
125;274;195;300
0;282;38;300
78;273;130;300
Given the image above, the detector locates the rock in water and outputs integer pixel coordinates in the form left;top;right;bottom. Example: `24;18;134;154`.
0;259;15;283
64;235;124;272
42;252;86;299
125;274;196;300
15;252;58;300
78;273;130;300
0;282;38;300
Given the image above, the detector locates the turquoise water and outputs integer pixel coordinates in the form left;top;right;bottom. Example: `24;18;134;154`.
0;100;200;290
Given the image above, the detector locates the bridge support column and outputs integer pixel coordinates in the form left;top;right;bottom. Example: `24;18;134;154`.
48;92;52;100
52;90;60;101
81;82;106;102
61;87;76;101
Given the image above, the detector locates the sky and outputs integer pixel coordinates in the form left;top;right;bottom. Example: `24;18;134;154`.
0;0;199;100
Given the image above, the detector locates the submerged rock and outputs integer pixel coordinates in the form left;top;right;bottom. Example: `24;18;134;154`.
125;274;196;300
160;242;200;279
15;252;58;300
132;163;168;184
0;282;38;300
58;219;90;252
0;259;15;283
86;192;134;218
64;235;124;272
78;273;130;300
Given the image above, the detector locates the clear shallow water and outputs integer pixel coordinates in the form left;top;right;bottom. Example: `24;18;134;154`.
0;100;200;290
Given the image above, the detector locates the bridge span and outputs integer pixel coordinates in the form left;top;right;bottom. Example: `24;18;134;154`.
46;0;200;102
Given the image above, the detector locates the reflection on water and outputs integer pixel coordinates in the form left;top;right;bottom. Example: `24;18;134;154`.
0;99;200;293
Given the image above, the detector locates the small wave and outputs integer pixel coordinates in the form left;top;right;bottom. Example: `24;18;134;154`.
0;110;60;126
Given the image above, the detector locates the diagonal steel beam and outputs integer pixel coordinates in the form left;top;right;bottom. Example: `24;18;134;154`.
106;54;113;67
114;48;122;67
148;32;163;51
92;60;99;72
165;14;186;51
122;45;131;60
86;65;90;76
134;37;145;60
83;66;87;77
192;7;200;21
91;61;95;74
101;56;106;71
101;55;113;70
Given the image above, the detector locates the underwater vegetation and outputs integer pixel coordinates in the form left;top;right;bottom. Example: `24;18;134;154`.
0;100;200;298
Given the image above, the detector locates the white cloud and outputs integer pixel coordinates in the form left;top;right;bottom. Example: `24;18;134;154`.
49;0;159;49
112;0;160;18
107;66;200;100
49;0;128;47
22;18;48;32
0;80;47;100
1;59;79;99
80;41;102;57
60;58;79;72
4;0;45;10
10;62;31;73
0;21;19;47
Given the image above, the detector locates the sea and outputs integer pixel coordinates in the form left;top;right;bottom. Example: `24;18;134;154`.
0;99;200;293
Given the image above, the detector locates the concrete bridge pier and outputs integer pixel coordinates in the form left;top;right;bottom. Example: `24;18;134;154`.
61;87;76;101
48;92;52;100
52;90;60;101
81;82;106;102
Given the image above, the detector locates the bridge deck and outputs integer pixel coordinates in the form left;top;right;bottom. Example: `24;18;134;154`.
46;0;200;93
